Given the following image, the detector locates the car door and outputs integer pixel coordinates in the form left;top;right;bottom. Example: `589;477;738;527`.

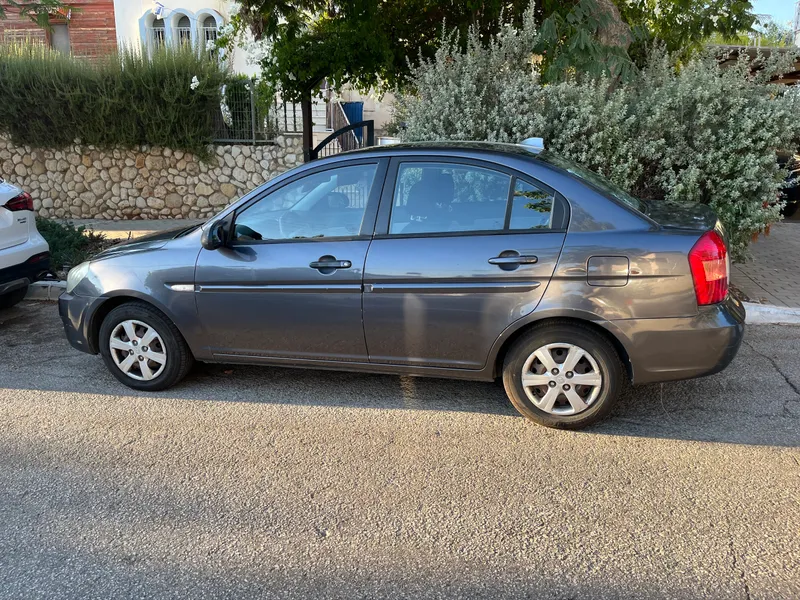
362;157;568;369
194;159;387;362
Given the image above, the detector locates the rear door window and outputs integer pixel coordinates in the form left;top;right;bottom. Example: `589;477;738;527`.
389;163;511;235
387;161;561;235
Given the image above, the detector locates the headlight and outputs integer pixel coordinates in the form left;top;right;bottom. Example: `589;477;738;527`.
66;261;91;294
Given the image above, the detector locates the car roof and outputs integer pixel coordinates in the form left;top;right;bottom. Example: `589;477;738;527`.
341;140;544;161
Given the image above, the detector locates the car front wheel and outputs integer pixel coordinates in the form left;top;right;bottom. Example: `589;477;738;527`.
502;322;625;429
99;301;193;391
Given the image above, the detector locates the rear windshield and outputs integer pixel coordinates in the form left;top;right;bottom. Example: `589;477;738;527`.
537;152;643;212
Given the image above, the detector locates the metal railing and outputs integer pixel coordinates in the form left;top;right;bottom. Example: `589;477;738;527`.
202;26;218;58
309;114;375;160
307;101;374;160
146;27;166;51
174;27;193;46
213;81;303;145
275;102;302;135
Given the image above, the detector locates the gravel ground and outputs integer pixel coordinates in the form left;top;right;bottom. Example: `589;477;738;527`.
0;301;798;600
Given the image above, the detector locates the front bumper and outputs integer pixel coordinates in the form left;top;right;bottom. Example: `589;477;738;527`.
611;294;746;385
0;252;50;295
59;292;105;355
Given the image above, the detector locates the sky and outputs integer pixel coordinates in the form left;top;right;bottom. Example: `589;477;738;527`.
751;0;796;26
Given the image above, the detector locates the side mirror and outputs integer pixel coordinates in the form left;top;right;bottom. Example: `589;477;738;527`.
201;219;229;250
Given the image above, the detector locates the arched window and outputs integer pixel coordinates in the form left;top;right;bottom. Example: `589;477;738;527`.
148;17;165;51
200;15;219;50
176;15;192;46
201;14;220;59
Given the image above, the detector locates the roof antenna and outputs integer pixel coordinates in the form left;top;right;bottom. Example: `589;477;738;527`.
520;137;545;151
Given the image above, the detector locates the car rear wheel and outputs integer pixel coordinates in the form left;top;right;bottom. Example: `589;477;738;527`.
502;322;625;429
0;285;28;310
99;301;193;391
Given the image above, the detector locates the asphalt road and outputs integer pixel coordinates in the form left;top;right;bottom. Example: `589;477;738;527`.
0;301;798;600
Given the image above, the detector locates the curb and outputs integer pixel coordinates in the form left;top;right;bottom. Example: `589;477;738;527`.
742;302;800;325
26;280;66;302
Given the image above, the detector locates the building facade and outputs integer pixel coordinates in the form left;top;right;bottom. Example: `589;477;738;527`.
0;0;117;58
113;0;255;75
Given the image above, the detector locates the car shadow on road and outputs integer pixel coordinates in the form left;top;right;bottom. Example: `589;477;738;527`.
2;302;799;448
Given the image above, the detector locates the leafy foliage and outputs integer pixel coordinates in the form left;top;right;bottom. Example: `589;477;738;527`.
395;12;800;259
35;218;107;271
221;0;531;101
0;45;226;156
707;16;796;48
0;0;71;29
223;0;758;98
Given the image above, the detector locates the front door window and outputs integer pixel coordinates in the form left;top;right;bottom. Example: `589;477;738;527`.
234;163;378;242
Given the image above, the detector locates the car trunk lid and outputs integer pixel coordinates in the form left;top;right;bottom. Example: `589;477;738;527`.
641;200;719;232
0;179;30;251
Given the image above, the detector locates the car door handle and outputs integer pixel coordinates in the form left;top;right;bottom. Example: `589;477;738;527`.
309;258;352;270
488;255;538;265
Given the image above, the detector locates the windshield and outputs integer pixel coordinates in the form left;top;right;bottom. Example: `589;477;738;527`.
538;152;643;212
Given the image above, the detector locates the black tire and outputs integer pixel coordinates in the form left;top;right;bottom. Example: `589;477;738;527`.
99;301;194;391
502;322;625;430
783;201;799;219
0;286;28;310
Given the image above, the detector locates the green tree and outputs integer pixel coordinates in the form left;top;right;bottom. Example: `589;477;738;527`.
535;0;757;81
0;1;72;29
223;0;758;153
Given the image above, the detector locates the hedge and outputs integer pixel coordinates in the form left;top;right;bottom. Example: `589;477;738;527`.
0;44;226;157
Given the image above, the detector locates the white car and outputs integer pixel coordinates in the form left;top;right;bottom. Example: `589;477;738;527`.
0;179;50;309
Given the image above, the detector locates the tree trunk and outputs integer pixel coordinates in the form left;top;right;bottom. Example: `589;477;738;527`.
593;0;632;49
301;91;313;162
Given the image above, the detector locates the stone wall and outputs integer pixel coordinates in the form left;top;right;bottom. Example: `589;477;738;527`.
0;134;304;220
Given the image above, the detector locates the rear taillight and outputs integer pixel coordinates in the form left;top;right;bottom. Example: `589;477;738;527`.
5;192;34;212
689;230;729;306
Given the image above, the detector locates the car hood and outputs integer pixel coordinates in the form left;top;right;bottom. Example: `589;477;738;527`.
642;200;719;231
92;226;194;261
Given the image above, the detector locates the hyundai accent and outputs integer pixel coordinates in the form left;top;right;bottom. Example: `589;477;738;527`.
59;141;745;429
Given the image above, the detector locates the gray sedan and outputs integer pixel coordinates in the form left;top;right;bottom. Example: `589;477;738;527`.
59;141;745;429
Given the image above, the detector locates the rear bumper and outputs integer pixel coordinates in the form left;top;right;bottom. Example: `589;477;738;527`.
610;294;746;385
58;292;105;355
0;251;50;295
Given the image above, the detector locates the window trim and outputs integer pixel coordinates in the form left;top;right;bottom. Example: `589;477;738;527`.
228;158;389;247
374;156;569;239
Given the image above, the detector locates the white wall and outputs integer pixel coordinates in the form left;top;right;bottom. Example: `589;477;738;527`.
113;0;257;76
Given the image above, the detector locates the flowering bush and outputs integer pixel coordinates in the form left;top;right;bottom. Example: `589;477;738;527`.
395;10;800;259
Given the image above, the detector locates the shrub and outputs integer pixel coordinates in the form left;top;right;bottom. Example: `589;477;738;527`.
35;218;108;271
0;45;227;157
395;10;800;260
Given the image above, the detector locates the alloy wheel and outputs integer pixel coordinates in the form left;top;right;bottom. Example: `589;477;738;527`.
521;342;602;415
109;319;167;381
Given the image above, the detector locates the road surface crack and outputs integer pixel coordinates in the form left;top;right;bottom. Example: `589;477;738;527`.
728;534;752;600
742;339;800;417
